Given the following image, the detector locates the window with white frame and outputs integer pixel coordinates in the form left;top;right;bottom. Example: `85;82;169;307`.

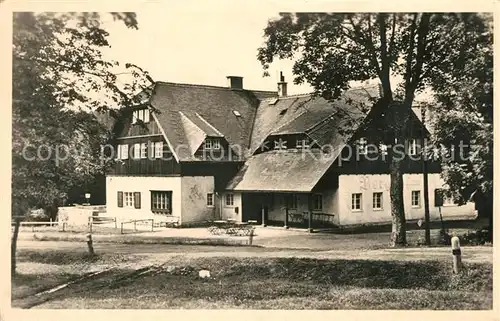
153;141;163;158
274;138;287;150
296;138;310;149
132;109;150;124
225;193;234;206
133;143;141;159
117;144;129;160
352;193;362;211
411;190;421;207
140;143;147;159
124;192;135;208
313;194;323;211
204;138;221;150
357;138;367;155
373;192;383;210
379;143;388;155
408;139;419;156
207;193;214;206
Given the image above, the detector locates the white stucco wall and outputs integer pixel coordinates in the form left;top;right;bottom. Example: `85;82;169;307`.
220;192;242;222
181;176;216;224
337;173;476;226
106;175;182;222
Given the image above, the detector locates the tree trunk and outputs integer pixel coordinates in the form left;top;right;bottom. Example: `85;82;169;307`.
11;217;21;276
389;152;406;247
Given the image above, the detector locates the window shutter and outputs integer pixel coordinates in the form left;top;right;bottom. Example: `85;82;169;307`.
134;192;141;209
117;192;123;208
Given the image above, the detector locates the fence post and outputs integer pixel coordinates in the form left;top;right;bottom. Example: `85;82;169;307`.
114;218;117;229
121;222;124;234
134;221;137;232
451;235;462;274
86;233;95;256
151;219;154;232
248;228;254;246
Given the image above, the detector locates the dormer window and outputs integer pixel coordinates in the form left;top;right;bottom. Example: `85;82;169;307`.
274;138;287;150
132;108;150;124
356;137;367;155
296;138;310;149
204;138;221;150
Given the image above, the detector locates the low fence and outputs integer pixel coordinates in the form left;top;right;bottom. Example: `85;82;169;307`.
119;219;154;234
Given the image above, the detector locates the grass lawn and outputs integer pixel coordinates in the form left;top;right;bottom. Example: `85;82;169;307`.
12;253;493;310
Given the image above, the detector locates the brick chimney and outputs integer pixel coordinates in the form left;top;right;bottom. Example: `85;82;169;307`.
227;76;243;90
277;71;287;97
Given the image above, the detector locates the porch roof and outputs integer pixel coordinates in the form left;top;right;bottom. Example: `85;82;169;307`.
225;149;342;192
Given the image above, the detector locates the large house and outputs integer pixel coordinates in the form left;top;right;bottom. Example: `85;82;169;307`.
106;74;475;228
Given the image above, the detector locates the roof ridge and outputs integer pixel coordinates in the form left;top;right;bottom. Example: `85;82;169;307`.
155;81;275;94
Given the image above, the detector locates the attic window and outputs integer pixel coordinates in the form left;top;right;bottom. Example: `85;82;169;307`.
274;138;287;150
204;138;221;150
233;110;241;117
268;98;279;105
132;108;150;124
296;138;310;149
279;108;288;116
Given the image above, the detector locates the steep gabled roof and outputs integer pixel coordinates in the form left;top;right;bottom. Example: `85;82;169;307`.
149;82;275;161
249;85;380;153
227;85;381;192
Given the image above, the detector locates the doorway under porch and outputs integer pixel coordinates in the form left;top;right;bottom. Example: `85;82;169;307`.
241;192;338;232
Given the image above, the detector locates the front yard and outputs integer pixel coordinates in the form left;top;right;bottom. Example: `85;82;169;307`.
12;246;493;309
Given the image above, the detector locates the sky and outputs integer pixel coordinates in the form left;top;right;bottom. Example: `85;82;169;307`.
100;5;314;95
97;5;434;99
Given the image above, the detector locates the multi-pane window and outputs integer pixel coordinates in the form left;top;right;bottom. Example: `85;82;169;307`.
132;109;150;124
124;192;134;208
151;191;172;214
296;138;310;149
225;193;234;206
351;193;362;211
411;190;421;207
140;143;147;159
207;193;214;206
313;194;323;211
204;138;221;150
379;143;388;155
153;141;163;158
373;192;383;210
133;143;141;159
286;194;298;209
117;144;129;160
357;138;367;155
408;139;419;156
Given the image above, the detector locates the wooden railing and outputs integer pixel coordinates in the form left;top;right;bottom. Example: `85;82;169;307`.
120;218;154;234
88;216;117;229
286;212;336;227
